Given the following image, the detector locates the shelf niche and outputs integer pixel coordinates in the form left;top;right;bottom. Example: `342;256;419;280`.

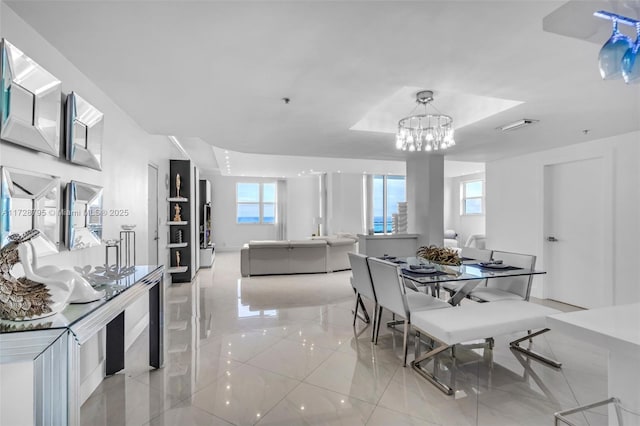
168;159;193;283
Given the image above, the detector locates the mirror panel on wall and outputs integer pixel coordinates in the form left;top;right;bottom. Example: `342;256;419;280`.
66;180;103;250
65;91;104;170
0;39;61;156
0;166;61;256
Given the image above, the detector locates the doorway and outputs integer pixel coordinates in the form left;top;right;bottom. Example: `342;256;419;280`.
543;157;611;308
148;164;159;265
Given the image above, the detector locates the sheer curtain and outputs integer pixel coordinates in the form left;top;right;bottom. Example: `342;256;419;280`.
276;179;287;240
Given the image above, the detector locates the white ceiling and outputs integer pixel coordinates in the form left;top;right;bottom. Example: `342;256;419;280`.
7;1;639;169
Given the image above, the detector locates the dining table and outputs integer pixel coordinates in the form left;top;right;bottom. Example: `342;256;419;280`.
385;256;547;297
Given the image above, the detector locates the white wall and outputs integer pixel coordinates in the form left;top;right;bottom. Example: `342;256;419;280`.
326;172;364;236
0;3;183;404
287;176;320;240
444;172;486;246
486;131;640;304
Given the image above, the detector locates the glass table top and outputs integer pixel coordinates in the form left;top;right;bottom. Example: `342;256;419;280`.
0;265;162;334
393;257;546;284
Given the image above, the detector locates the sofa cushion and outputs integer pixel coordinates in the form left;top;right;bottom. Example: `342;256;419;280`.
289;240;327;248
325;238;357;247
249;240;291;248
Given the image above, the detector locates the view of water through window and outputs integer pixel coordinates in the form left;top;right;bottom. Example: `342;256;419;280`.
373;175;406;233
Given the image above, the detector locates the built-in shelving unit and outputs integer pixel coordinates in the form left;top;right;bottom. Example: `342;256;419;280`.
167;242;188;248
168;159;194;283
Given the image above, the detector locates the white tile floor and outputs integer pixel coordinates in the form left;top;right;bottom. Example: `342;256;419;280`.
81;252;609;426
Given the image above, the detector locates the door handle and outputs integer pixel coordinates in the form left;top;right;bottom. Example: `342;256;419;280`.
546;236;559;242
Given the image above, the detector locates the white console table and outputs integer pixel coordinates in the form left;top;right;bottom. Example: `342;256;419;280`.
0;265;164;426
357;233;420;257
547;303;640;425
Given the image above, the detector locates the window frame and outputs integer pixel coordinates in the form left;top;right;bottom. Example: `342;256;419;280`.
236;182;277;225
460;179;484;216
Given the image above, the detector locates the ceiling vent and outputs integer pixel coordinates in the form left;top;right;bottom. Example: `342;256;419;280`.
496;119;539;131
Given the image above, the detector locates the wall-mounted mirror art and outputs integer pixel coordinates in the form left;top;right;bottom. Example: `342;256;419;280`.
0;39;61;156
0;167;61;256
65;92;104;170
66;180;103;250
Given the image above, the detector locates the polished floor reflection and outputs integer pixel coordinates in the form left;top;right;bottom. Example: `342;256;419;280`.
81;252;609;425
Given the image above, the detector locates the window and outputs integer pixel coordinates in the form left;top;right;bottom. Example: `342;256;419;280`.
373;175;406;233
461;180;484;215
237;182;276;224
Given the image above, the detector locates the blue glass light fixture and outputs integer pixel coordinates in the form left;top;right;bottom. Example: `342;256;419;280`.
598;19;632;79
621;23;640;84
595;11;640;83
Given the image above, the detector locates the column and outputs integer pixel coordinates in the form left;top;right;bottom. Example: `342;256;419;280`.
406;154;444;248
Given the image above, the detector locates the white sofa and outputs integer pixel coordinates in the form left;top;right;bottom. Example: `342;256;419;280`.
240;237;357;277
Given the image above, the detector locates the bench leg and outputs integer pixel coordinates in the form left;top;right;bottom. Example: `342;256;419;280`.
509;328;562;368
411;336;454;395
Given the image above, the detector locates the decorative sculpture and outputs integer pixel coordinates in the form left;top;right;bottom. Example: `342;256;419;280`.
416;245;461;266
0;230;68;321
176;250;181;267
173;204;182;222
19;240;105;303
176;173;181;197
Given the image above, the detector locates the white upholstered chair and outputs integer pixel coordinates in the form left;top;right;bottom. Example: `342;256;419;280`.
348;252;377;341
366;257;450;366
469;250;536;302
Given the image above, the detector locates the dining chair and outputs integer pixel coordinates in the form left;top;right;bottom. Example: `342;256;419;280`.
348;252;377;341
468;250;536;302
441;247;493;299
367;257;451;366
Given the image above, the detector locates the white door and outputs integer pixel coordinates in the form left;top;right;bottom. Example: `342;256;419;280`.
148;164;159;265
544;157;609;308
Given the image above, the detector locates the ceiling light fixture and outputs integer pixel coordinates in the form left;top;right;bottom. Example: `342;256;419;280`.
396;90;455;152
496;119;539;132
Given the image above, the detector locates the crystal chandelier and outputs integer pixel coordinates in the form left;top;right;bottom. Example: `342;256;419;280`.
395;90;455;152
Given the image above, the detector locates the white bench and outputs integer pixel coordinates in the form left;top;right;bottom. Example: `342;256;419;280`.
410;300;562;395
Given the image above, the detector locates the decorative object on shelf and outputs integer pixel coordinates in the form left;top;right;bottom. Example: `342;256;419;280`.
416;245;461;266
104;239;119;267
176;229;183;243
173;204;182;222
595;11;640;84
175;173;181;197
313;216;323;236
175;250;181;267
396;90;455;152
1;166;61;255
0;39;61;156
74;264;136;286
119;226;136;267
65;91;104;170
66;181;103;250
0;230;67;321
19;238;105;303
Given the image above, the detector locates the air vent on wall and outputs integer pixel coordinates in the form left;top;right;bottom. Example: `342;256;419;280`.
496;119;540;131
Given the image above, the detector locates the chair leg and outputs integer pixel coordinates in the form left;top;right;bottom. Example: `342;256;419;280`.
374;306;383;345
371;303;378;342
402;319;409;367
352;294;360;327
